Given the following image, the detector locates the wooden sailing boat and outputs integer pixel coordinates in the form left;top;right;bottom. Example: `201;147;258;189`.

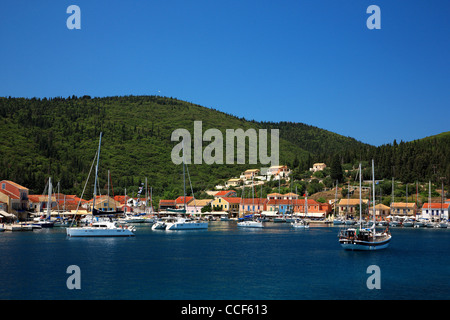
338;160;392;250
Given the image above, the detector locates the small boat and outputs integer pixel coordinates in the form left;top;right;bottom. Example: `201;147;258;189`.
165;217;208;230
237;220;264;228
402;219;415;228
438;221;448;228
389;220;402;227
291;219;309;229
333;219;345;225
414;218;427;228
426;221;437;228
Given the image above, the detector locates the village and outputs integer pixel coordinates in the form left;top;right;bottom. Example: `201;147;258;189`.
1;162;449;229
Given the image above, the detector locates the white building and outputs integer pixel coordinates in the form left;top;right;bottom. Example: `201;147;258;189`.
421;203;449;221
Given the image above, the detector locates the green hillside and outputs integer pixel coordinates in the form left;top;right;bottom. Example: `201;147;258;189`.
1;96;449;201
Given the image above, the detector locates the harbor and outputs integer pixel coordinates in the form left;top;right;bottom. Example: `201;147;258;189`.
0;221;449;300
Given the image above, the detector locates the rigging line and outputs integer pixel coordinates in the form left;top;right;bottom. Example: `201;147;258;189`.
69;149;98;227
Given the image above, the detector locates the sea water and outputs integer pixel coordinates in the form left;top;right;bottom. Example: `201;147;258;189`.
0;222;448;300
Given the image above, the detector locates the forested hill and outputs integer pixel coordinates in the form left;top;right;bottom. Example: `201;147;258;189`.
0;96;449;197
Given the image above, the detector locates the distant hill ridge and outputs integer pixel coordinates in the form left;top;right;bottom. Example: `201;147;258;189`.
0;95;449;196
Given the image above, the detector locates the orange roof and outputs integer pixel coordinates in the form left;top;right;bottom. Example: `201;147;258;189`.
175;196;193;204
215;190;236;197
0;188;19;199
422;203;449;209
220;197;242;204
1;180;28;190
267;199;319;206
159;200;176;205
241;198;267;205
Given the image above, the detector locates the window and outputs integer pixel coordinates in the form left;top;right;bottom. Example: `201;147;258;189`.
1;183;5;190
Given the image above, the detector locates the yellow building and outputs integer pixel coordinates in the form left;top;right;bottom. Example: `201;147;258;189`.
211;197;241;216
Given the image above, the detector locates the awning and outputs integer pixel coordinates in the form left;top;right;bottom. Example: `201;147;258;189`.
0;210;17;218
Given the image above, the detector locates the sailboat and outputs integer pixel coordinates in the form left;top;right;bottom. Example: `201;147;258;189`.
66;133;135;237
237;183;264;228
33;177;55;228
291;191;309;228
333;181;345;225
165;143;208;231
338;161;392;251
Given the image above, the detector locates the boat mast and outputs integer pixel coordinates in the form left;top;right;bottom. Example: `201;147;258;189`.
107;170;110;212
359;163;362;228
429;181;431;221
47;177;52;220
372;160;376;232
92;132;102;214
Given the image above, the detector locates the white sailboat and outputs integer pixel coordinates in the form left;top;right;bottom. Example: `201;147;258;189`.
33;177;55;228
66;133;135;237
237;183;263;228
338;161;392;251
292;191;309;228
165;143;208;231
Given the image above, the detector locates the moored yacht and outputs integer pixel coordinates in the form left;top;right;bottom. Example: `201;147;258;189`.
66;133;135;238
165;217;208;230
291;219;309;229
237;220;264;228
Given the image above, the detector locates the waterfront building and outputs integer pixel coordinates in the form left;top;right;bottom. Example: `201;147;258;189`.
390;202;416;216
421;203;449;221
211;197;241;217
175;196;194;209
338;198;369;216
0;180;29;220
239;198;267;214
159;199;176;211
186;199;213;215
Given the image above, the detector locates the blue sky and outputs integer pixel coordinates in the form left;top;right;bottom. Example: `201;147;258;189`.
1;0;449;146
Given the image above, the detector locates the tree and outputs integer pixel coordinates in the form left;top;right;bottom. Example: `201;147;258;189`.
330;155;343;182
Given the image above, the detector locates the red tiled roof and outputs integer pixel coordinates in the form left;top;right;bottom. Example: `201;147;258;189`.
159;200;176;205
1;180;28;190
0;188;19;199
220;197;242;204
175;196;193;204
267;199;319;205
422;203;449;209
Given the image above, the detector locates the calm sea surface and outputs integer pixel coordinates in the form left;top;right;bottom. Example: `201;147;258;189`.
0;222;449;300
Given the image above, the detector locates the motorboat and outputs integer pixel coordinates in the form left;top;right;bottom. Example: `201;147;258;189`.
67;220;135;237
291;219;309;229
237;220;263;228
165;217;208;230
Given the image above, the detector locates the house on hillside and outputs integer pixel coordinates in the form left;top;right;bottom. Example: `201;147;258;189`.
225;178;241;188
310;163;327;172
214;190;237;198
266;165;290;180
